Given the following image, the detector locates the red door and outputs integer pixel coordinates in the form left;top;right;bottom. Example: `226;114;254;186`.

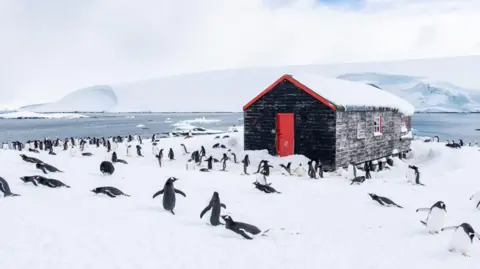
276;113;294;157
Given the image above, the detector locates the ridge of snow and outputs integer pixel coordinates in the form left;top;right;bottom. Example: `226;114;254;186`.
22;56;480;113
0;111;88;119
291;74;414;115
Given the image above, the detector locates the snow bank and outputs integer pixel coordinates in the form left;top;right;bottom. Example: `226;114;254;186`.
291;74;415;115
1;129;480;268
0;111;88;119
23;56;480;113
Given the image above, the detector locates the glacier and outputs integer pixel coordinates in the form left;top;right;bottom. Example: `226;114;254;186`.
22;56;480;113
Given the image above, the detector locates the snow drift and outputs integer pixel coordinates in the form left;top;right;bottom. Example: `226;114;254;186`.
23;55;480;113
1;131;480;268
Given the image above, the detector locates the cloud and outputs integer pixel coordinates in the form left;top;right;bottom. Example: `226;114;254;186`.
1;0;480;107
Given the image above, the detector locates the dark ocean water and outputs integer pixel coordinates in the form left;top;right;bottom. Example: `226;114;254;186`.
0;112;478;143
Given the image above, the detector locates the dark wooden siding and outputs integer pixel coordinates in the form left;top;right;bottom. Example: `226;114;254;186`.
335;110;412;168
244;79;337;170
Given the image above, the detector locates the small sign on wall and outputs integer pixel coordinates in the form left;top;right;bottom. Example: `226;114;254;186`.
357;121;366;139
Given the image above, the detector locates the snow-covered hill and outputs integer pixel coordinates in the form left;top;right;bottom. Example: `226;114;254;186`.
337;73;480;113
1;131;480;268
23;56;480;113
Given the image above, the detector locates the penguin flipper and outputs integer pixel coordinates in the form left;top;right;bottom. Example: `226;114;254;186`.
476;200;480;209
420;220;427;226
416;208;430;212
233;229;253;240
152;189;164;199
235;222;262;235
104;191;116;198
174;189;186;197
220;203;226;209
200;205;212;219
441;226;458;232
394;203;403;209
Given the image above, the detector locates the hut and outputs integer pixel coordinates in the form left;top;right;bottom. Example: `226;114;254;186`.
242;74;415;171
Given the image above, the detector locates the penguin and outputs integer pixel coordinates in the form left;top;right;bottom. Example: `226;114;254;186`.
441;223;480;256
416;201;447;234
0;177;20;197
35;177;70;188
350;176;365;185
156;149;164;167
253;181;281;194
220;153;230;171
222;135;230;139
82;152;93;156
214;136;220;139
180;144;189;154
408;165;424;185
315;159;323;178
48;148;56;155
212;143;220;149
19;176;39;186
347;161;357;179
241;155;250;175
221;215;262;240
136;145;143;157
259;160;273;176
168;148;174;160
368;193;403;208
199;168;210;172
364;161;372;179
126;145;132;157
200;146;206;157
20;154;42;164
100;161;115;175
36;162;63;173
200;191;227;226
307;160;316;179
205;156;214;170
152;177;186;215
112;152;128;164
28;148;39;153
230;152;237;163
91;186;130;198
469;192;480;209
279;162;292;175
292;163;307;177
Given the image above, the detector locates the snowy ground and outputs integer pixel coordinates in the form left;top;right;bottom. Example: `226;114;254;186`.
1;131;480;269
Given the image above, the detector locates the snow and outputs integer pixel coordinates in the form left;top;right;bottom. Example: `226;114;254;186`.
22;56;480;113
401;131;414;139
180;116;221;124
291;74;415;115
1;129;480;268
0;111;88;119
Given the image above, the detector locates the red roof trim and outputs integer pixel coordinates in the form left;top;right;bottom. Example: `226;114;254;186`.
243;74;336;111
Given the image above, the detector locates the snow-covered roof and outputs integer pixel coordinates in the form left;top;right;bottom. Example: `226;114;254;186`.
291;74;415;115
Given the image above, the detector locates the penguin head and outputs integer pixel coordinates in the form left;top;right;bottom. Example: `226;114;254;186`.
435;201;447;212
91;188;100;194
368;193;377;199
221;215;232;222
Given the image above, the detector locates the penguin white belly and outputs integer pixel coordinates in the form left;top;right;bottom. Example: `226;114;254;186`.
256;173;267;185
449;229;471;254
292;167;307;177
426;208;446;232
406;169;415;182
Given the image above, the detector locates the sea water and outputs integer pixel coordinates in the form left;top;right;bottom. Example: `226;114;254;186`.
0;112;478;143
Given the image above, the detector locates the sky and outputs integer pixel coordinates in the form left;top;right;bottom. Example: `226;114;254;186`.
2;0;480;107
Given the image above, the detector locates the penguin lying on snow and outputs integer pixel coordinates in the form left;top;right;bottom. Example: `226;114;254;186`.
152;177;186;215
368;193;403;208
20;176;39;186
441;223;480;257
92;186;130;198
221;215;263;240
200;192;227;226
82;152;93;156
20;154;42;164
0;177;20;197
416;201;447;234
100;161;115;175
36;162;63;174
350;176;365;185
35;176;70;188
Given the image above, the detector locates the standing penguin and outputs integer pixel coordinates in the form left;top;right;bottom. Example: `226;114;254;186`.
364;161;372;179
416;201;447;234
107;140;111;152
136;145;143;157
200;191;227;226
220;153;230;171
200;146;206;157
441;223;480;256
241;155;250;175
230;152;237;163
168;148;175;160
408;165;424;185
152;177;186;215
0;177;20;197
260;160;273;176
156;149;164;167
315;159;323;178
180;144;189;154
205;156;214;170
307;160;316;179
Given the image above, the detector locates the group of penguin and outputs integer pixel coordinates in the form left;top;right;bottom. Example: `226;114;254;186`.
1;133;271;240
3;133;480;247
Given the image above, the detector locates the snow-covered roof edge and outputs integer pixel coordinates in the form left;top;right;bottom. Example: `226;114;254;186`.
290;74;415;116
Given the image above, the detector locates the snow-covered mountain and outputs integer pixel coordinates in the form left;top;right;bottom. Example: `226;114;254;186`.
22;56;480;113
337;73;480;113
